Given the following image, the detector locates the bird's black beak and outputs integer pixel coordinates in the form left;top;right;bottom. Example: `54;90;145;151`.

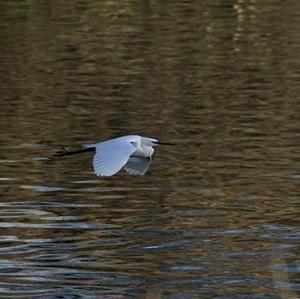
154;141;176;146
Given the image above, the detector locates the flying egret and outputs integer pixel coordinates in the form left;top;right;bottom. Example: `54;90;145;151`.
54;135;175;177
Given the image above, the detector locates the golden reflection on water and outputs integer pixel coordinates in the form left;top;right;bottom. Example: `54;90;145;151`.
0;1;299;298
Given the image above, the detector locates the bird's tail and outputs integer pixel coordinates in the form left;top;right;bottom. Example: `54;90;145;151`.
53;146;95;157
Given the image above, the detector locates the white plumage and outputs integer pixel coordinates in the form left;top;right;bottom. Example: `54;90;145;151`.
54;135;174;177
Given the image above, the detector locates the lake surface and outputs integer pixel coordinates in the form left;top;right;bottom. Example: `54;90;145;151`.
0;1;299;298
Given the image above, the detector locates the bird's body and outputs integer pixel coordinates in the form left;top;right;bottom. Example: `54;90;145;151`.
54;135;174;177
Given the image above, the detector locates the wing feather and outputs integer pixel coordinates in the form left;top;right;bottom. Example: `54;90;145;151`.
124;156;151;176
92;139;136;176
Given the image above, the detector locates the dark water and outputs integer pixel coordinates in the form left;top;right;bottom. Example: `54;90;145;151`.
0;1;300;298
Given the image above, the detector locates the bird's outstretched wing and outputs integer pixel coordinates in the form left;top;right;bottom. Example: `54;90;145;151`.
124;156;152;176
93;139;136;176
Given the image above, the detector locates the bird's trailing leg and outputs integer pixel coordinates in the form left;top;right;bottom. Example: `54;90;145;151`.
53;146;95;157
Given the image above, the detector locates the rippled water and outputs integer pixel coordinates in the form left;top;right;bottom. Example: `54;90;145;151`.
0;1;300;298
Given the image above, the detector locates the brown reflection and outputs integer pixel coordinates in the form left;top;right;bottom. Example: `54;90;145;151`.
270;251;298;299
144;290;161;299
0;1;300;298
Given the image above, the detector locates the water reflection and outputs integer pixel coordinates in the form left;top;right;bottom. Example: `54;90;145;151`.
0;0;300;298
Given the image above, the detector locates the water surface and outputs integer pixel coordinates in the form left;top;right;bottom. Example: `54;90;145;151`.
0;1;299;298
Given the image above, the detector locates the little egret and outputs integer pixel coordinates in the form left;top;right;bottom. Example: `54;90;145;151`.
54;135;174;177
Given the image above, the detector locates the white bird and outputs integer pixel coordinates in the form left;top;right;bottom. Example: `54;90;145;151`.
54;135;174;177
